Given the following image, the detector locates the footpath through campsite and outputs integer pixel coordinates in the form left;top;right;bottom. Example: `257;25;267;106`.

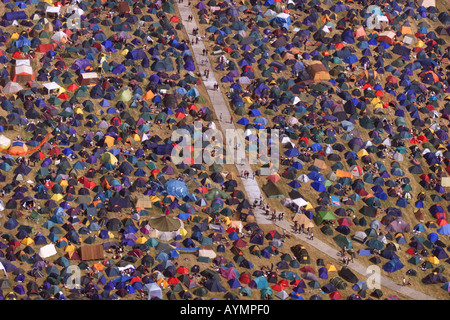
178;2;437;301
178;3;272;226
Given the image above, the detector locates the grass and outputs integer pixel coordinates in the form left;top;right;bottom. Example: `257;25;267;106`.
0;0;448;301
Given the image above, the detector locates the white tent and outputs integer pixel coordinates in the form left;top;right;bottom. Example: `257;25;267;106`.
418;0;435;7
45;6;61;16
366;14;389;29
238;76;251;84
15;59;31;67
276;290;289;300
0;262;6;276
264;9;277;17
51;30;68;42
292;197;308;208
287;117;299;126
198;249;217;259
144;283;162;300
3;81;23;94
38;244;57;258
403;34;416;45
352;231;368;243
298;174;310;182
441;177;450;187
0;135;11;150
43;81;61;94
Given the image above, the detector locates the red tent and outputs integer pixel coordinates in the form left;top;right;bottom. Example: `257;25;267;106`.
239;272;251;284
36;43;56;53
233;239;248;247
330;291;342;299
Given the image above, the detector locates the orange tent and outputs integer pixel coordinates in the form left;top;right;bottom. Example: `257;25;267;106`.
93;263;105;271
267;173;281;183
400;26;412;35
336;169;353;179
143;90;155;100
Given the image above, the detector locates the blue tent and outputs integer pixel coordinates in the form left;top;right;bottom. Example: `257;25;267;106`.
237;118;249;125
428;233;439;243
3;11;28;21
438;224;450;235
311;181;326;192
165;179;189;198
284;148;300;157
342;29;355;44
382;259;404;273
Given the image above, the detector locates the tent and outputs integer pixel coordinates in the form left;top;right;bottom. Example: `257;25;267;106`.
262;180;285;199
307;61;331;82
38;244;57;259
418;0;435;7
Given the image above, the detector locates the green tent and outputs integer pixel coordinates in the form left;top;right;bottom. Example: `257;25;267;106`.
366;238;384;251
333;234;353;249
117;88;132;102
262;180;285;199
206;188;230;200
315;210;336;225
162;1;175;13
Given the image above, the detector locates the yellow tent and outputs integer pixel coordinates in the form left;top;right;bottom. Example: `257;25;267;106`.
136;236;148;244
222;217;232;225
178;228;188;237
104;135;115;147
126;133;141;143
357;149;369;157
157;278;169;289
416;40;425;48
21;237;34;246
51;193;64;201
65;244;76;254
428;256;440;265
74;107;84;115
325;264;337;272
150;195;161;202
121;49;129;56
371;97;382;105
102;152;118;165
11;32;20;40
243;96;254;104
59;180;68;187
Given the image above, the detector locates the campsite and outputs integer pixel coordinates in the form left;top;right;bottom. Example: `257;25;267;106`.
0;0;447;302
